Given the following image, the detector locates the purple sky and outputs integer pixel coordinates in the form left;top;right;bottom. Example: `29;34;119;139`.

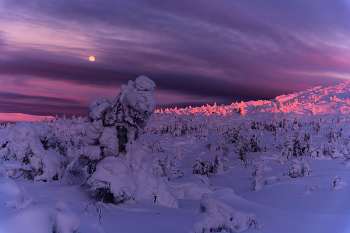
1;0;350;119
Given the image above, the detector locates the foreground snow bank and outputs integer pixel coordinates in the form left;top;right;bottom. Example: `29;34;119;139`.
0;201;80;233
190;193;263;233
0;177;36;209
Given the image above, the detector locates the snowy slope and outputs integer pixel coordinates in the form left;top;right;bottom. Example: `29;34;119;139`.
155;80;350;116
2;81;350;232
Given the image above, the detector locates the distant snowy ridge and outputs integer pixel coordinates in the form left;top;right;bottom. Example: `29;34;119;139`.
0;113;54;123
155;80;350;116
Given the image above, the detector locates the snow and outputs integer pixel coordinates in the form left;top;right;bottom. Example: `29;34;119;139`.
88;156;138;203
190;193;261;233
4;80;350;232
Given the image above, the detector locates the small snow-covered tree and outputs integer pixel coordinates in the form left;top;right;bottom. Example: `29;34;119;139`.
237;101;247;116
331;176;341;189
293;132;303;157
250;132;262;152
301;162;313;177
281;133;293;159
213;154;224;174
302;132;313;156
288;159;301;178
192;158;214;177
264;141;269;152
330;141;341;158
315;121;323;135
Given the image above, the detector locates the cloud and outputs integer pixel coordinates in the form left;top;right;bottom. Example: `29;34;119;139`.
0;92;87;117
1;0;350;116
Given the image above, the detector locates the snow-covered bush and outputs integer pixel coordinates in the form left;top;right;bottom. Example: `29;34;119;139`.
189;193;263;233
301;162;313;177
288;159;301;178
193;158;214;177
0;122;67;181
331;175;343;189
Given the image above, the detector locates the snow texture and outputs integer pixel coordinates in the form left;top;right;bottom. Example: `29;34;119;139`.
88;156;138;203
0;202;80;233
190;193;260;233
0;177;36;209
0;122;66;181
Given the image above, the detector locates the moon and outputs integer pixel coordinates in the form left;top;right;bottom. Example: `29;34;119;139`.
89;56;95;62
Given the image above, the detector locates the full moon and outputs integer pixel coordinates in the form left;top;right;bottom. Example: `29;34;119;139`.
89;56;95;62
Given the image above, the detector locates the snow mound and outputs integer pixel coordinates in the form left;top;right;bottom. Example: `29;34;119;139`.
0;202;80;233
53;201;81;233
34;149;65;182
190;193;262;233
137;170;178;208
88;156;138;203
168;175;212;200
0;177;36;209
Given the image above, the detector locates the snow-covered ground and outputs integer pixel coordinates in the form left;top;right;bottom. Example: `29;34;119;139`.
2;80;350;232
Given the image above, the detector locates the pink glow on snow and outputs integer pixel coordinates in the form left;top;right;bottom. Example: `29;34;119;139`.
0;113;53;122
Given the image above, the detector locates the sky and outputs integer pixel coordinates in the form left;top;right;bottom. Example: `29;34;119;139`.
1;0;350;120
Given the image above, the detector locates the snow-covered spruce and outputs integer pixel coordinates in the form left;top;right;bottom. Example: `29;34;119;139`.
77;76;178;208
288;159;301;178
189;193;263;233
0;122;67;181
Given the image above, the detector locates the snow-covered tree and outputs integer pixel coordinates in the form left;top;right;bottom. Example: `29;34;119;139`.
315;121;323;135
331;175;341;189
192;158;214;177
301;162;313;176
302;132;313;156
288;159;301;178
281;134;293;159
213;154;224;174
292;132;303;157
250;132;262;152
330;141;341;158
77;76;178;208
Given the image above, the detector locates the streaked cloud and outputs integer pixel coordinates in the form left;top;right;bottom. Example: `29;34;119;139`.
1;0;350;119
